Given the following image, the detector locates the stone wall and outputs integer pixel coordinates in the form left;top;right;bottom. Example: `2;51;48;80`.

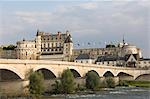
0;50;16;59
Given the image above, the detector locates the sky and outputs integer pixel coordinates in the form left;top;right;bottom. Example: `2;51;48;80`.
0;0;149;58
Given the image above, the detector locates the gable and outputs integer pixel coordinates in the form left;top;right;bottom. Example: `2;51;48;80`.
127;55;137;62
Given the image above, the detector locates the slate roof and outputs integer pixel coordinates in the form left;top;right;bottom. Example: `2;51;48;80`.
76;54;91;60
96;55;125;62
64;34;73;43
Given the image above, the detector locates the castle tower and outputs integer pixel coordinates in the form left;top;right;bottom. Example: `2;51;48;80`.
63;31;73;61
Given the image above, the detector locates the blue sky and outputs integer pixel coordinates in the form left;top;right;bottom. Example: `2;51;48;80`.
0;0;149;57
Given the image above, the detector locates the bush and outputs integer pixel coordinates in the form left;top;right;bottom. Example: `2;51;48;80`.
52;69;75;94
76;84;86;91
51;80;62;94
86;71;100;91
118;80;128;87
105;77;116;88
29;71;44;98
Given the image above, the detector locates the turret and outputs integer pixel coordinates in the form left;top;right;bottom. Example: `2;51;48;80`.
63;33;73;61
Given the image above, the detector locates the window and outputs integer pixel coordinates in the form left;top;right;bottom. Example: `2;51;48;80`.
56;43;57;47
107;61;109;65
59;43;61;47
52;43;53;47
102;61;104;64
48;43;49;48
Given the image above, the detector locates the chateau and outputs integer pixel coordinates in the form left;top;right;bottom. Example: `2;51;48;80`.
0;30;149;68
16;30;73;61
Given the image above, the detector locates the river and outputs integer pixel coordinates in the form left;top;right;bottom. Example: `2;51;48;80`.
65;87;150;99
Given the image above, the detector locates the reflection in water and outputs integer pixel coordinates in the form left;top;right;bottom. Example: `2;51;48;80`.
66;87;150;99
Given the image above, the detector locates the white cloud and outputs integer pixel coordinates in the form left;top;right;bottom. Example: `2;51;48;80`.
79;2;98;10
15;11;52;24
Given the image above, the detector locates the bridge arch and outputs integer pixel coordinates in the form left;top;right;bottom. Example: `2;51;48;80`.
0;69;22;81
33;65;59;78
85;70;100;78
103;71;114;77
135;74;150;81
70;69;81;78
36;68;56;79
117;72;134;80
0;66;24;79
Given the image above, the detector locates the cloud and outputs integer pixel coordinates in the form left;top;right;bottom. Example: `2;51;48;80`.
0;1;149;57
15;11;52;24
79;2;98;10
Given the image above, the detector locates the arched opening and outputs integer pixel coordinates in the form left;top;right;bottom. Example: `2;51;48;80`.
70;69;81;78
135;74;150;81
117;72;134;80
103;71;114;77
37;68;56;80
0;69;21;81
86;70;100;77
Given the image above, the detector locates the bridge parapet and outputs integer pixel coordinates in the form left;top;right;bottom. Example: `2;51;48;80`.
0;59;150;80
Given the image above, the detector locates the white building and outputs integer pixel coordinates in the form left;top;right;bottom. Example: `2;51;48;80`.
75;54;94;64
16;39;37;60
16;30;73;61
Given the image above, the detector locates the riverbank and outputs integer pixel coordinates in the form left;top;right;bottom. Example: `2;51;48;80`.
125;81;150;88
1;87;149;99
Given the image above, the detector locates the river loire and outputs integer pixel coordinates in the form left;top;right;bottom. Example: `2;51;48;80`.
65;87;150;99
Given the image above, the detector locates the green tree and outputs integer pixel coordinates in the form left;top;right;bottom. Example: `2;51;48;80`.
106;44;115;48
29;71;44;98
3;45;17;50
61;69;75;94
105;77;116;88
51;80;62;94
86;71;100;91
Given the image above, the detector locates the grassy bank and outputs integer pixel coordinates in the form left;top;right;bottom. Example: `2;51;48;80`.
125;81;150;88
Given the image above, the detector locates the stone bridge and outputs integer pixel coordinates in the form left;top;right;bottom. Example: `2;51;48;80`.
0;59;150;81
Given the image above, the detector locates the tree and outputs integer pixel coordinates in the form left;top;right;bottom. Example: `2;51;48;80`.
61;69;75;94
105;77;116;88
29;71;44;98
2;45;17;50
86;71;100;91
51;80;62;94
106;44;115;48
